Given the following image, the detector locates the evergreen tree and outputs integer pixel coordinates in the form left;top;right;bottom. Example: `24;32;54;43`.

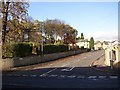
81;33;84;40
89;37;94;50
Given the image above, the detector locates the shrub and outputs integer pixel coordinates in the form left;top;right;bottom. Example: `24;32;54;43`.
87;48;91;52
13;42;32;57
2;43;14;58
2;42;32;58
36;44;69;55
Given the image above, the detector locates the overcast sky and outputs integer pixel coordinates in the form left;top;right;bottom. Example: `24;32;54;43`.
28;2;118;42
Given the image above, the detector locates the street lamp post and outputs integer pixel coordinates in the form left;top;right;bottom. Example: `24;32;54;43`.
40;22;44;56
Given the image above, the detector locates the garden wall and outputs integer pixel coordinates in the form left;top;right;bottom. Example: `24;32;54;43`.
1;49;87;70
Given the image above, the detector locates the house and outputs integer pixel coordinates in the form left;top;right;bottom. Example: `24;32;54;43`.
76;39;89;49
94;41;102;50
104;40;120;67
102;41;109;50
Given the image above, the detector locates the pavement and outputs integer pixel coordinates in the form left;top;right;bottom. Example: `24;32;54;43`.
91;55;107;67
91;54;120;74
3;50;116;73
2;51;107;72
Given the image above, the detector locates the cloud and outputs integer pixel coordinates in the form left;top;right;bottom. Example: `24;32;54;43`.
85;31;118;41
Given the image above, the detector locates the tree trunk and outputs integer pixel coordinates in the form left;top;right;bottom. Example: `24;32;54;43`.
2;1;10;44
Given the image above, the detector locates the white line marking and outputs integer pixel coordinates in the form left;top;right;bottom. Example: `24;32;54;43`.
69;67;75;71
45;68;57;74
109;76;118;79
40;74;48;77
61;67;75;71
98;76;106;79
88;76;97;79
67;75;76;78
59;75;66;78
77;76;85;79
40;68;57;76
48;75;58;77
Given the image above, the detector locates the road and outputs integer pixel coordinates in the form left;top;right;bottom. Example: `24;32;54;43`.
2;50;120;89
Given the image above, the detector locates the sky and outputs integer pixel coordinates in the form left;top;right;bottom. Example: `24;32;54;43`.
28;2;118;42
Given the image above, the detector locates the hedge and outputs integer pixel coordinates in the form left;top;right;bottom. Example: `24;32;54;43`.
2;42;32;58
36;44;69;54
13;42;32;57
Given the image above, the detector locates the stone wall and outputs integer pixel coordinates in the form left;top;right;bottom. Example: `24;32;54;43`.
1;50;87;70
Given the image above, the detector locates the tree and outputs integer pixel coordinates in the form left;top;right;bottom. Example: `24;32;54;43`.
89;37;94;50
45;19;65;44
81;33;84;40
1;0;29;44
64;25;78;46
76;36;81;41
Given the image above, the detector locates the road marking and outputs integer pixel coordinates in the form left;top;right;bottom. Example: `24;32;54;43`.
88;76;97;79
48;74;58;77
98;76;107;79
59;75;66;78
45;68;57;74
40;74;48;77
109;76;118;79
67;75;76;78
61;67;75;71
77;76;85;79
40;68;57;77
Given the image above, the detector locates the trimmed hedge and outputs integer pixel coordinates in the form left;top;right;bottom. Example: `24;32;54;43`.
2;42;32;58
36;44;69;54
13;42;32;57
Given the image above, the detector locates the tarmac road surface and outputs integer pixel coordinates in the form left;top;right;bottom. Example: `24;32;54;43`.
2;50;120;89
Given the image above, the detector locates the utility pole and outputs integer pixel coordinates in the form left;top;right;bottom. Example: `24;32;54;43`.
40;22;44;56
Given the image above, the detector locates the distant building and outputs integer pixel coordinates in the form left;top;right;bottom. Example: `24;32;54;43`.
94;41;102;50
102;41;109;49
76;39;89;49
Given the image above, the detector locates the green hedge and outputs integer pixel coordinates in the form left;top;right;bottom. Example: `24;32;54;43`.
36;44;69;54
2;42;32;58
13;42;32;57
2;43;69;58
